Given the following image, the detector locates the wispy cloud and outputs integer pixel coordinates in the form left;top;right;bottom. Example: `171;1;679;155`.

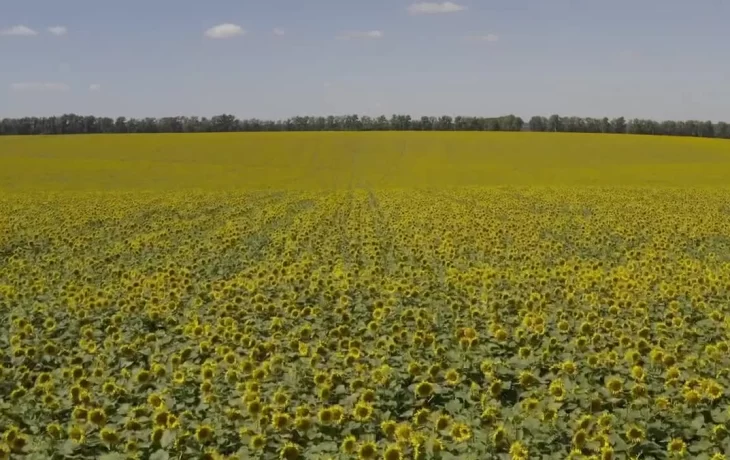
466;33;499;43
0;25;38;36
48;26;68;36
273;28;286;36
204;23;246;39
407;2;466;15
11;82;70;92
89;84;101;92
338;30;384;40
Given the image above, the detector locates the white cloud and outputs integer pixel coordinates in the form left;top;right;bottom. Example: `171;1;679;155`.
11;82;70;92
89;84;101;92
48;26;68;36
204;23;245;39
467;33;499;42
407;2;466;14
339;30;384;40
0;25;38;36
273;27;286;36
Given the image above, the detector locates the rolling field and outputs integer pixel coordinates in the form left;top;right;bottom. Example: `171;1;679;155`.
2;132;730;459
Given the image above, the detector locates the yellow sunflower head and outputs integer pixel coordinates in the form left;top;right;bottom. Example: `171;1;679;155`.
358;440;377;460
667;438;687;456
279;442;301;460
340;435;357;454
450;422;472;443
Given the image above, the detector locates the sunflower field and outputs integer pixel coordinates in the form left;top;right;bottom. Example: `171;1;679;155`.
2;133;730;460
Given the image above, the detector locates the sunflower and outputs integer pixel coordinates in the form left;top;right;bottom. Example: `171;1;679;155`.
313;371;329;387
520;397;539;413
576;415;593;431
247;399;263;415
450;422;472;443
46;423;62;439
249;434;266;450
272;412;291;431
572;429;588;449
413;409;430;426
383;444;403;460
151;427;165;444
705;380;724;401
435;413;452;431
549;380;566;400
683;389;701;406
72;407;88;422
167;414;180;429
414;381;434;398
605;377;623;396
147;393;164;409
358;440;377;460
100;427;120;446
279;442;301;460
492;425;507;447
600;445;615;460
9;434;27;453
125;439;139;453
318;385;332;401
518;371;537;388
0;443;10;460
625;425;645;444
135;370;151;384
353;401;374;422
561;360;577;375
361;388;377;403
495;328;508;341
195;424;214;444
153;409;171;427
597;412;613;430
68;425;85;444
444;369;460;385
88;408;107;426
318;407;334;425
341;435;357;454
408;362;422;376
273;389;290;407
395;423;412;445
331;405;345;424
381;420;397;439
713;424;729;441
489;379;503;398
541;407;557;423
667;438;687;456
630;382;648;398
509;440;529;460
653;396;670;410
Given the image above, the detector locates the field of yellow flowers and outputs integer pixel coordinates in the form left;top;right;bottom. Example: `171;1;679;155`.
2;132;730;460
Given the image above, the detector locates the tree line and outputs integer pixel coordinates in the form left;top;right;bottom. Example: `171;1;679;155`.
0;113;728;139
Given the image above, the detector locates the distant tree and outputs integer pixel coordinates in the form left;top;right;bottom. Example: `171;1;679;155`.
547;114;562;132
716;122;730;139
0;112;727;138
611;117;627;134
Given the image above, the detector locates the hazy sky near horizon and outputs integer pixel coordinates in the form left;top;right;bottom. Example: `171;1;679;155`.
1;0;729;121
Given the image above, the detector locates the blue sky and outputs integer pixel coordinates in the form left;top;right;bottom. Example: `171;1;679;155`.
1;0;729;121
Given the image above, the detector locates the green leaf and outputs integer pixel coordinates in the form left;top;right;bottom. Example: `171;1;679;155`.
521;417;541;434
691;415;705;430
689;439;713;453
58;440;78;456
161;430;176;448
149;449;169;460
445;399;463;414
99;454;127;460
